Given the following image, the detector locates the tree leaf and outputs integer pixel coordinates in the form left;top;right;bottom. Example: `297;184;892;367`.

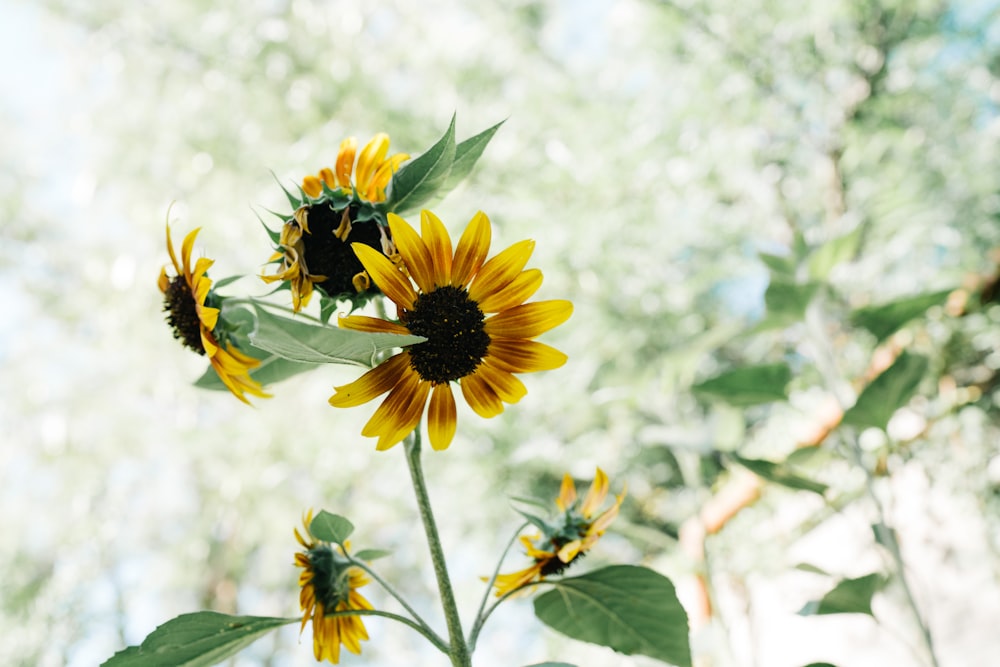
440;119;504;193
101;612;295;667
850;289;953;343
807;227;862;280
692;363;791;406
385;115;457;214
534;565;691;667
764;279;820;323
797;573;886;616
842;351;928;431
353;548;392;561
248;305;424;367
309;511;354;544
730;454;827;495
758;251;797;277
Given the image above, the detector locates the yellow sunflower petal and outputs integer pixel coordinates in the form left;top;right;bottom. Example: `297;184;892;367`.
361;369;428;450
351;243;417;309
329;353;410;408
483;300;573;339
388;213;435;293
476;269;543;313
335;137;358;188
451;211;492;287
420;210;453;287
356;133;390;192
557;539;583;563
427;383;457;450
580;468;610;518
468;239;535;304
157;266;170;293
486;337;568;373
198;303;220;331
165;225;181;275
476;358;528;404
556;473;577;511
302;175;323;198
493;562;544;597
180;227;201;281
319;167;335;188
367;152;409;201
338;314;411;335
459;372;504;418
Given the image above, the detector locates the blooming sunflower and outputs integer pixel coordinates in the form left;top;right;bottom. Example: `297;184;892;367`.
158;225;270;404
294;510;374;664
493;468;626;597
328;210;573;451
262;134;408;311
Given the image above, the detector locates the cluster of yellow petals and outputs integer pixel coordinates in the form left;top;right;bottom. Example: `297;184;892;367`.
301;133;409;202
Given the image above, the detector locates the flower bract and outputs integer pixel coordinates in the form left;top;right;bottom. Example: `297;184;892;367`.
328;210;573;451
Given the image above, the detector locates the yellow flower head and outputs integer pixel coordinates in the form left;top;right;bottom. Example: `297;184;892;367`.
493;468;626;597
294;510;374;664
328;210;573;451
301;133;409;203
158;225;270;404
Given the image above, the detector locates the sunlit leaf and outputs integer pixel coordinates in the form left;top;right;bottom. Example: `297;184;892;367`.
692;363;791;406
807;227;862;280
534;565;691;666
730;454;827;495
101;612;294;667
764;279;820;323
797;574;886;616
386;115;457;214
759;251;797;277
842;351;928;431
850;289;953;342
310;511;354;544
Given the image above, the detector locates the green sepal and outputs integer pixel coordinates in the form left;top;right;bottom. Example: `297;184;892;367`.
385;115;457;215
270;171;302;210
850;289;953;343
692;363;791;406
797;573;887;616
842;351;929;431
728;454;827;495
514;508;553;536
212;275;243;290
534;565;692;667
310;511;355;545
100;612;295;667
440;119;505;193
353;548;392;561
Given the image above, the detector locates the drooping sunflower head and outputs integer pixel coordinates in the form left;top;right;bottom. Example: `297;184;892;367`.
294;510;373;664
158;224;270;404
493;468;626;597
301;133;409;203
329;210;573;451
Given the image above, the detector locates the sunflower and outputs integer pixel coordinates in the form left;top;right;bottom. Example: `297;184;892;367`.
158;225;270;404
262;134;408;311
294;510;374;664
493;468;625;597
300;133;409;203
328;210;573;451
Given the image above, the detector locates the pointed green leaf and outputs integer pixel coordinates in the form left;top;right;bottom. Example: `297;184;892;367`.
101;612;295;667
807;227;862;280
440;119;504;193
842;351;928;431
758;251;797;277
730;454;827;495
212;275;244;290
797;574;886;616
850;290;953;343
310;511;354;544
794;563;831;576
353;549;392;561
248;305;424;367
692;363;791;406
764;279;820;323
386;115;457;214
534;565;691;667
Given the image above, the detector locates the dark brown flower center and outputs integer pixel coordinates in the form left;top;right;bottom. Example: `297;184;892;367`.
163;276;206;355
405;286;491;384
300;204;384;297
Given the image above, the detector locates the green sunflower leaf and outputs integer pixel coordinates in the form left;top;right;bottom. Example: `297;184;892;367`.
729;454;827;495
386;115;457;215
310;511;354;544
842;351;929;431
692;363;791;406
212;275;244;290
534;565;691;667
100;612;295;667
440;119;504;193
248;305;425;367
193;354;316;392
353;548;392;561
850;289;953;343
797;573;887;616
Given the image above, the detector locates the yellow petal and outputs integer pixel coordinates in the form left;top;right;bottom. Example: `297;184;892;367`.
580;468;609;518
459;372;504;418
483;300;573;339
335;136;358;188
475;358;527;404
360;369;428;450
329;353;410;407
420;210;453;287
180;227;201;280
352;243;417;309
319;167;335;188
356;133;390;192
557;539;582;563
375;377;429;450
427;383;457;450
338;315;411;335
367;152;409;201
476;269;543;313
555;473;577;511
302;175;322;198
158;266;170;293
165;224;181;275
486;337;568;373
388;213;435;293
468;239;535;304
451;211;492;287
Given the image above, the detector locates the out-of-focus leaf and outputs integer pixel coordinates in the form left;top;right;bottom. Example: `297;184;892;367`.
692;363;791;406
730;454;827;495
842;351;928;431
797;574;887;616
850;290;953;342
758;279;820;329
309;511;354;544
101;612;294;667
794;563;831;576
807;227;862;280
759;251;798;277
386;115;457;214
534;565;691;667
353;549;392;561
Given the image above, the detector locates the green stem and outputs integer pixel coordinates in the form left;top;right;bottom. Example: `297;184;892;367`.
467;521;529;650
404;428;472;667
324;608;449;654
347;558;446;650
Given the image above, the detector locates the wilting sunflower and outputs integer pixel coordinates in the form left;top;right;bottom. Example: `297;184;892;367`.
328;210;573;451
158;225;270;404
262;134;408;311
294;510;374;664
493;468;625;597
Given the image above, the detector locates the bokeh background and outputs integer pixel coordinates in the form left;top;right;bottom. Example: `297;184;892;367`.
2;0;1000;665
